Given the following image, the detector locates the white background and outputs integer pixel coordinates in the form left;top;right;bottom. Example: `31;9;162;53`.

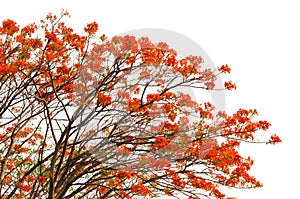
1;1;299;198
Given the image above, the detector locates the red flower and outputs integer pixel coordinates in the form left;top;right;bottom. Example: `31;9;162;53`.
128;98;140;112
269;134;282;144
218;64;231;74
84;22;98;35
152;136;168;150
19;183;31;192
224;81;237;90
97;92;112;106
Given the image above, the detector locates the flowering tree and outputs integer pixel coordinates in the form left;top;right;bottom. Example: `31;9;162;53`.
0;11;281;199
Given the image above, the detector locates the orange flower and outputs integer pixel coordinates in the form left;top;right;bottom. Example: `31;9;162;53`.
19;183;31;192
3;176;12;183
146;93;162;103
131;182;151;196
128;98;140;112
224;81;237;90
152;136;168;150
97;92;112;106
1;19;19;35
269;134;282;144
218;64;231;74
84;22;98;35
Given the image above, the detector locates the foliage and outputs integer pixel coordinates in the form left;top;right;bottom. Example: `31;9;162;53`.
0;11;281;199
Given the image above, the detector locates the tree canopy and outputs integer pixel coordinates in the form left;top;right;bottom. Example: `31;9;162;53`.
0;11;281;199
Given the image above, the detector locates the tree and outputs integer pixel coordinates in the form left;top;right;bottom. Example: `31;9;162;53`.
0;11;281;199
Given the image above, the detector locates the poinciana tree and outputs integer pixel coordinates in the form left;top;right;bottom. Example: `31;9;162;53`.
0;11;281;199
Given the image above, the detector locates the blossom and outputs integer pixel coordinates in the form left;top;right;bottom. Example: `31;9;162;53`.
218;64;231;73
84;21;98;35
224;81;237;90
